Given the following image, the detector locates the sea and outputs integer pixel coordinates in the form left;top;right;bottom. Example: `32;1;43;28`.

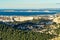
0;9;60;16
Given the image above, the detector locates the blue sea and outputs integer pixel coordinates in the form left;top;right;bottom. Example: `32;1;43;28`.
0;12;56;16
0;9;59;16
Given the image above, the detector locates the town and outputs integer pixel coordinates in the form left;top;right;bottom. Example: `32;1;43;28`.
0;13;60;31
0;13;60;40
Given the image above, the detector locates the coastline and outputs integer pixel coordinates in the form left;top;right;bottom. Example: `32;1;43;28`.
0;14;55;22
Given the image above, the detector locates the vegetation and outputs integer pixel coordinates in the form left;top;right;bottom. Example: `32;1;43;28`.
0;23;60;40
0;18;60;40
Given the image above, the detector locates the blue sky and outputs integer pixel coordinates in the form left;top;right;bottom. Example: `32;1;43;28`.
0;0;60;9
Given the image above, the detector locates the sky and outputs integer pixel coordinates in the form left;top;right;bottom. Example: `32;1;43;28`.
0;0;60;9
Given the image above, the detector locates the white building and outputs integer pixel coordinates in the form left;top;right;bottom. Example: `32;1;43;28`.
14;16;33;22
0;16;14;22
53;16;60;23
